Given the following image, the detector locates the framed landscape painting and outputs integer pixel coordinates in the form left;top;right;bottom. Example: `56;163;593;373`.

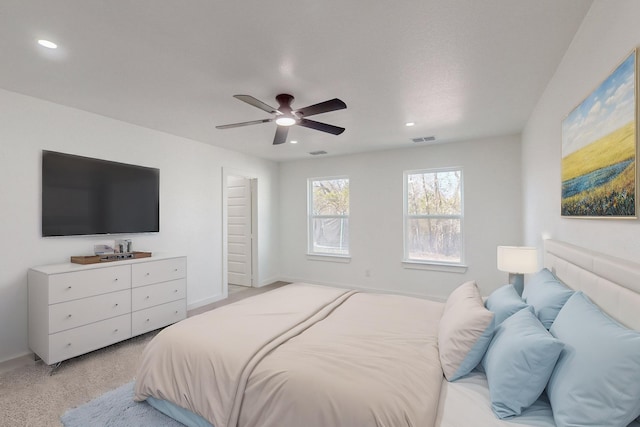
561;49;638;218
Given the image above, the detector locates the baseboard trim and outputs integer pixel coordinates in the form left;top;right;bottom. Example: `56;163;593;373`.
257;276;280;287
0;352;35;374
187;294;226;312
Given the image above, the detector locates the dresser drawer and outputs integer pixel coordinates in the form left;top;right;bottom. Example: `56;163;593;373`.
48;314;131;365
131;279;186;311
132;299;186;336
49;265;131;304
132;258;186;288
49;289;131;334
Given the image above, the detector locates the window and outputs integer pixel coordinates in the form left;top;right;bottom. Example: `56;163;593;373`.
404;168;463;264
308;177;349;256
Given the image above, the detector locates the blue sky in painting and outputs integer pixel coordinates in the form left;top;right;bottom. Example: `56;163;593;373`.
562;51;635;157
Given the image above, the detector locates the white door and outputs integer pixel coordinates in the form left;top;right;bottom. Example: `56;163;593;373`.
227;175;252;286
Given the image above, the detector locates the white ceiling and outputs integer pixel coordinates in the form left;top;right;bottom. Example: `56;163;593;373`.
0;0;593;162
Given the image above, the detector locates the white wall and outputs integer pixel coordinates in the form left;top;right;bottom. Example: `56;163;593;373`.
279;135;523;300
0;88;280;363
522;1;640;260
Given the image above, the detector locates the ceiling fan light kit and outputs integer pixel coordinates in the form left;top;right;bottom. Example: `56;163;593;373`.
216;93;347;145
275;116;296;126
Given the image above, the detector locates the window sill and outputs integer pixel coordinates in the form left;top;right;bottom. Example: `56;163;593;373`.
306;254;352;263
402;260;468;273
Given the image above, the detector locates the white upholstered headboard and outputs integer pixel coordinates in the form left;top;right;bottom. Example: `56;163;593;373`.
543;239;640;331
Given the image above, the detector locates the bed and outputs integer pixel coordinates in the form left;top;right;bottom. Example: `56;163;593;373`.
134;239;640;427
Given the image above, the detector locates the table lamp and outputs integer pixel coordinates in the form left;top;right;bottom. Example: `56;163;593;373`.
497;246;538;296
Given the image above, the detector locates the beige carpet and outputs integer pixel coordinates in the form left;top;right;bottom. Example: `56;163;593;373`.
0;282;289;427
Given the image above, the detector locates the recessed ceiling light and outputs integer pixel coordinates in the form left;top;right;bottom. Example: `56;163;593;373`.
37;39;58;49
405;122;415;127
290;140;298;144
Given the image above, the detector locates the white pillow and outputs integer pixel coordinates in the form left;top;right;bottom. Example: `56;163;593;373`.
439;281;495;381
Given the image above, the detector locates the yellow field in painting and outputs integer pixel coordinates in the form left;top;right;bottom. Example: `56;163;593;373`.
562;121;635;182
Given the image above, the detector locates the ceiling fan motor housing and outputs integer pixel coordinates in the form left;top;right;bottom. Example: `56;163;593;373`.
276;93;295;114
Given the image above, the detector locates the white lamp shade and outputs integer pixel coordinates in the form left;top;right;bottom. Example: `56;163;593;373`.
497;246;538;274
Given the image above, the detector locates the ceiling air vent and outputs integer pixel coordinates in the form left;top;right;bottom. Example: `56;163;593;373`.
412;136;436;143
309;150;328;156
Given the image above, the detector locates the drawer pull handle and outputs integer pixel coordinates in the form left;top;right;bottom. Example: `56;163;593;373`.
145;273;150;276
145;296;150;299
66;343;72;347
67;286;72;290
114;329;119;332
174;289;178;293
175;311;178;314
174;268;178;272
146;318;150;322
114;278;119;282
67;314;72;318
115;303;119;307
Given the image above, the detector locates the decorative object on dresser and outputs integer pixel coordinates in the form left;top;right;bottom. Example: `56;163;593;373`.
114;239;133;254
496;246;538;295
28;255;187;368
70;251;152;265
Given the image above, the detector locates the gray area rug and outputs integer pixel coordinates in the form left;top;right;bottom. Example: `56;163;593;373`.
61;381;183;427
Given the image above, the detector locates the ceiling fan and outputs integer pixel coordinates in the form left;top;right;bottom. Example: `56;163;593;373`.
216;94;347;145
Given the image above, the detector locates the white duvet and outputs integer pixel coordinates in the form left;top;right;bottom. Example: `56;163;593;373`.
134;283;445;427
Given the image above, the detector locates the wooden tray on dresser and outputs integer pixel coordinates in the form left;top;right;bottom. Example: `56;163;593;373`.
70;251;152;265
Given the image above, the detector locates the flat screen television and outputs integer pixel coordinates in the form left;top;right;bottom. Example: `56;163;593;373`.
42;150;160;237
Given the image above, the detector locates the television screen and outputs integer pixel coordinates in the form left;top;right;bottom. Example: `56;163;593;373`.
42;150;159;237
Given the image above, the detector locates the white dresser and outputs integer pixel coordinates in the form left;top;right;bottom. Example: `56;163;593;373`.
28;254;187;365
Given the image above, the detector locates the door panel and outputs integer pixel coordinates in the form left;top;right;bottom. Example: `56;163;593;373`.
227;175;252;286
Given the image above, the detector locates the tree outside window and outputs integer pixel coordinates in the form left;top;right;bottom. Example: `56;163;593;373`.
308;177;349;256
404;168;463;264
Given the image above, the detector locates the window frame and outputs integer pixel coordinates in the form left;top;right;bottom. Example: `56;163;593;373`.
402;167;465;269
307;175;351;259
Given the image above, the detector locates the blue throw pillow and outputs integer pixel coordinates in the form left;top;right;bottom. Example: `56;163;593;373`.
522;268;573;329
481;307;564;419
547;292;640;427
485;284;529;326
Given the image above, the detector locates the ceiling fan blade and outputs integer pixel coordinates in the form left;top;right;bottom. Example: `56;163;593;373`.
234;95;278;114
295;98;347;117
297;118;345;135
273;126;289;145
216;118;273;129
